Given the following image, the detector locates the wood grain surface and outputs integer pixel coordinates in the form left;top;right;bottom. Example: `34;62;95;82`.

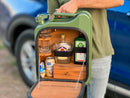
53;63;86;80
31;81;82;98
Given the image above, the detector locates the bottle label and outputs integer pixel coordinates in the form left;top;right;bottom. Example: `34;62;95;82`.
58;46;67;51
75;41;86;47
57;57;68;60
40;65;45;73
40;65;45;78
75;53;86;62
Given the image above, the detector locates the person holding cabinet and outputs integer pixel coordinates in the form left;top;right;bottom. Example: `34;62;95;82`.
47;0;124;98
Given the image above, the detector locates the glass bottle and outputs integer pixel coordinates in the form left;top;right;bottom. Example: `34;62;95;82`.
39;61;45;78
74;33;87;64
53;34;73;64
57;34;72;51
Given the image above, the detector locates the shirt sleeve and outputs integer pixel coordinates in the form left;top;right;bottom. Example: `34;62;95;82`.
47;0;60;14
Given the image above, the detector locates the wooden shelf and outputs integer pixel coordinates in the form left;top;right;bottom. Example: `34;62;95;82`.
31;81;82;98
44;76;53;79
39;53;52;56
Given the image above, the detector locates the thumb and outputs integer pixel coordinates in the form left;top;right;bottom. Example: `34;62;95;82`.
56;8;62;13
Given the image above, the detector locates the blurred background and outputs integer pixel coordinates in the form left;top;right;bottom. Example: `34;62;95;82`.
0;39;29;98
0;0;130;98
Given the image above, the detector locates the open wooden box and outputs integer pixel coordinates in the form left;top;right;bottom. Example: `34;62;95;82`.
27;11;92;98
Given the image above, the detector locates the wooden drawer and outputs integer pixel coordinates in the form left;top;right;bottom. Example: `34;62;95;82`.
53;63;86;81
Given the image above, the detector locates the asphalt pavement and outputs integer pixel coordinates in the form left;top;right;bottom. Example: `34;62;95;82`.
0;39;29;98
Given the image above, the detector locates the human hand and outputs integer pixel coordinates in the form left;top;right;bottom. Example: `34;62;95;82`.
56;0;78;13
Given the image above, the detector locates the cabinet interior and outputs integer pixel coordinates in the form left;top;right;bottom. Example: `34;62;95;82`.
38;29;87;81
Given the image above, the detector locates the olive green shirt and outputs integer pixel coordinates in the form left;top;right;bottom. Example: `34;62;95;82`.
47;0;114;59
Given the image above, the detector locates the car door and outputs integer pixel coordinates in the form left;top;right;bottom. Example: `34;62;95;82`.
107;0;130;86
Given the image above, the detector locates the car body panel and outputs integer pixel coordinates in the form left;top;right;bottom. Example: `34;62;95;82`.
0;0;47;38
0;0;47;53
107;0;130;86
0;0;46;33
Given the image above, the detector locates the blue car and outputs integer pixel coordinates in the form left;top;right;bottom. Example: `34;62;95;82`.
0;0;129;97
107;1;130;97
0;0;47;87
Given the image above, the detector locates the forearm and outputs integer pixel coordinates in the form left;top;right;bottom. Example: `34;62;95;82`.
72;0;124;9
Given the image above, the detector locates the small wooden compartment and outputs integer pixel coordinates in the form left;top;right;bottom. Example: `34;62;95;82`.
53;63;86;80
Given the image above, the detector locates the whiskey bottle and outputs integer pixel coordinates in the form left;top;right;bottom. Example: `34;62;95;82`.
53;34;73;64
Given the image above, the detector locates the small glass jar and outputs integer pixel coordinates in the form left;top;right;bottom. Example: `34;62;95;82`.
38;31;51;55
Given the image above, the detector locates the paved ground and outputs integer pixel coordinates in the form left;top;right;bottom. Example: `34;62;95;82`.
0;39;29;98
